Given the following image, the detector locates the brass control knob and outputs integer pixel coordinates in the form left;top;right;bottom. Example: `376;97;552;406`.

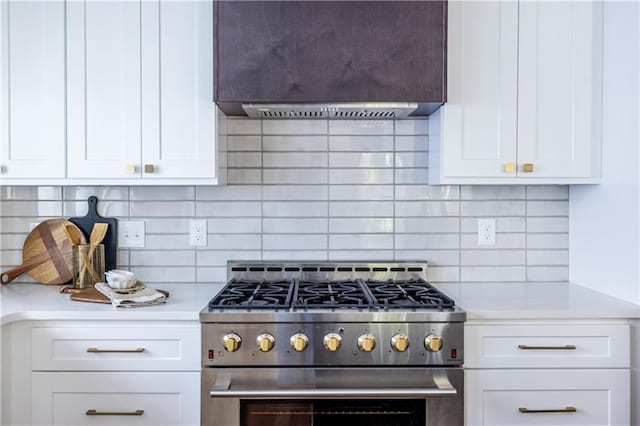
256;333;275;352
323;333;342;352
391;333;410;352
424;334;443;352
357;334;377;352
223;332;242;352
290;333;309;352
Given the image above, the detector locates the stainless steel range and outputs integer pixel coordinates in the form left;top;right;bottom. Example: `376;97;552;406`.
200;261;465;426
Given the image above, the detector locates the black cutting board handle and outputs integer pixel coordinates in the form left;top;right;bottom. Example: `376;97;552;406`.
69;196;118;272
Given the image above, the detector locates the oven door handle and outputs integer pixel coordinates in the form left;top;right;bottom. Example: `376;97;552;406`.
209;376;457;398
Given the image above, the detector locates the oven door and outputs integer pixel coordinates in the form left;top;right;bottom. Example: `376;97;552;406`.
202;367;463;426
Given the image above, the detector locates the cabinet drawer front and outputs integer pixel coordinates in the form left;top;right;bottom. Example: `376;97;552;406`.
466;369;629;426
465;324;629;368
32;324;200;371
32;372;199;426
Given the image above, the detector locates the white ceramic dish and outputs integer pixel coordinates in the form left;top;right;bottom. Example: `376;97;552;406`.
105;270;138;289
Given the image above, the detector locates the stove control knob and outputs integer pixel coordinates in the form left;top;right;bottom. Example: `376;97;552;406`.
424;334;443;352
357;334;377;352
256;333;276;352
223;333;242;352
323;333;342;352
290;333;309;352
391;333;410;352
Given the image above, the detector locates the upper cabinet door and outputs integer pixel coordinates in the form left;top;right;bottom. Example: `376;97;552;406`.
141;1;216;179
1;1;65;178
517;1;603;178
66;1;142;179
442;1;519;178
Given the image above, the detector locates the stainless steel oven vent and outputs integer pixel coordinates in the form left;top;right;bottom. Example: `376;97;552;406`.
242;103;418;119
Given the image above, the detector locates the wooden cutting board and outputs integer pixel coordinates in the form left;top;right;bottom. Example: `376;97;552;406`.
1;219;86;285
69;196;118;272
70;287;169;304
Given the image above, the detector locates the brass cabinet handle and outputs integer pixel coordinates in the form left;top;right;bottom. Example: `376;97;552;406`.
125;164;137;174
523;163;534;173
504;163;516;174
519;406;576;414
144;164;155;173
518;344;576;350
86;347;145;353
86;409;144;416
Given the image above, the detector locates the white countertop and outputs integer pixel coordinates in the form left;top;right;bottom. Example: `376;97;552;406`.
1;281;639;325
0;283;224;325
435;282;640;320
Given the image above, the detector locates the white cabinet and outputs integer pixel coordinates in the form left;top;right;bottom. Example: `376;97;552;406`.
66;0;142;179
466;370;630;426
465;321;631;426
2;320;201;426
430;1;603;185
0;0;66;179
32;372;199;426
1;0;224;185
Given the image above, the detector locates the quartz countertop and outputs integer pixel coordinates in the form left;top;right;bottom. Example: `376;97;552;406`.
0;283;224;325
2;281;639;325
434;282;640;320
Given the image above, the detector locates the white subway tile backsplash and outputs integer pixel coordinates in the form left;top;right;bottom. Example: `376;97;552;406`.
227;135;262;151
329;234;393;250
329;136;394;152
329;185;393;201
227;118;261;135
395;119;429;135
263;135;328;151
197;201;261;217
395;201;459;217
0;119;570;285
228;152;262;168
264;218;328;234
395;136;428;152
328;169;393;185
329;120;393;135
263;201;328;217
264;169;328;184
263;120;327;135
264;234;327;250
329;152;393;168
329;218;393;234
330;201;393;217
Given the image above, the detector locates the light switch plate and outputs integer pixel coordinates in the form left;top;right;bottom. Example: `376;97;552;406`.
118;221;145;248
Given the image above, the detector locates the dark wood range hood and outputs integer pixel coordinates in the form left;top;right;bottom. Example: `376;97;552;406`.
214;1;447;118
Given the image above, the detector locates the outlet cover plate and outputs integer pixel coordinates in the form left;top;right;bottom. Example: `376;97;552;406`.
478;218;496;246
189;219;207;247
118;221;145;248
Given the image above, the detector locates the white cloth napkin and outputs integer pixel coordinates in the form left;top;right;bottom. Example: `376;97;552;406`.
95;282;167;308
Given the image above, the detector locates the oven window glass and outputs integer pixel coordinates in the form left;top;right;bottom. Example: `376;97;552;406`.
241;399;425;426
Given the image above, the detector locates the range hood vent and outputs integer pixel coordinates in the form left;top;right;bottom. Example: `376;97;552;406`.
242;103;418;120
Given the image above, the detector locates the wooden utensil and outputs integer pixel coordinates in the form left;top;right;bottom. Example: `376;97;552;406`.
82;223;109;282
1;219;86;285
69;196;118;271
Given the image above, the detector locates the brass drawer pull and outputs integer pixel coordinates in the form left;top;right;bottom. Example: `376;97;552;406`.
86;409;144;416
518;344;576;350
86;347;145;353
519;406;576;414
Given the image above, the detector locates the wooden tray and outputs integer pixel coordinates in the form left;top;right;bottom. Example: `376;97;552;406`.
69;287;169;304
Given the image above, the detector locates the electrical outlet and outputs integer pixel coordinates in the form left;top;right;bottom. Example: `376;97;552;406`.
478;218;496;246
118;221;145;248
189;219;207;247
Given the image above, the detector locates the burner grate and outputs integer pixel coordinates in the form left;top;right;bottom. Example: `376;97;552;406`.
364;279;455;310
293;280;373;309
208;279;293;309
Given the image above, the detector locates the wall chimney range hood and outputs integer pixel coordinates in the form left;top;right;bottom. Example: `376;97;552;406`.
214;1;447;119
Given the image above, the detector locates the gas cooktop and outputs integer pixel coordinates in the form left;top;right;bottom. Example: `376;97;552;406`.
207;277;455;311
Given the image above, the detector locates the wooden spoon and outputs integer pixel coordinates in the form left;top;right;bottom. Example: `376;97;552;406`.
83;223;109;282
63;223;83;245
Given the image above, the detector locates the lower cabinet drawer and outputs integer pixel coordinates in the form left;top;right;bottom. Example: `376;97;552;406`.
465;369;629;426
32;372;200;426
31;323;200;371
